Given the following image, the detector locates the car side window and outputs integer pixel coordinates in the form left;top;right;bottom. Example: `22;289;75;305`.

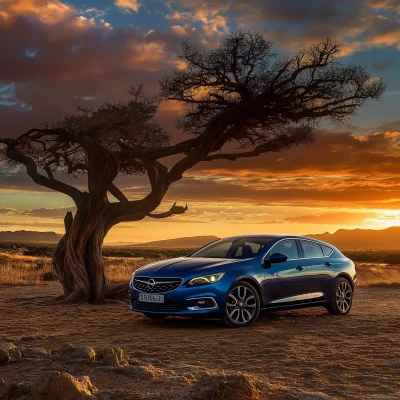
321;244;333;256
268;239;299;260
301;241;324;258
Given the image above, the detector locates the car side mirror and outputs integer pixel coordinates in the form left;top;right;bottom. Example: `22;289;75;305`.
264;252;288;264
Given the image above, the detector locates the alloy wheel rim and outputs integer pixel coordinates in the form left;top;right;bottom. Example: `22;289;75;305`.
226;285;257;324
336;281;352;313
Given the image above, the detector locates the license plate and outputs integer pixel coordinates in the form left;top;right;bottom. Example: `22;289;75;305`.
139;293;164;303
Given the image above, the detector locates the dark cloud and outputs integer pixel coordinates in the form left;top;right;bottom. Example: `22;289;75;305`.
189;128;400;176
22;207;76;217
172;0;400;54
371;59;395;72
0;2;187;137
0;208;20;215
0;206;75;217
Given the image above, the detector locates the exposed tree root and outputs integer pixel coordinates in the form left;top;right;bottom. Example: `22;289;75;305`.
106;282;129;301
58;290;89;304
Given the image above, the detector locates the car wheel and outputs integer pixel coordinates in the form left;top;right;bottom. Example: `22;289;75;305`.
223;281;260;328
143;313;167;320
327;277;353;315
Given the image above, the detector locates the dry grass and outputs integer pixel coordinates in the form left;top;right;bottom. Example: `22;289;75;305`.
356;262;400;287
0;253;160;285
1;251;400;288
0;252;55;285
104;257;163;283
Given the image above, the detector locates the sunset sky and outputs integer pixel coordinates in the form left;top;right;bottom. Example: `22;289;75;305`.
1;0;400;242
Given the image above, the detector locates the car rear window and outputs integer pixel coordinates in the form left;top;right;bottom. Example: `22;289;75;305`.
321;244;334;256
301;240;324;258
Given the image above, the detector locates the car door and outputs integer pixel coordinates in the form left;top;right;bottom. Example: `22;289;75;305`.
261;239;309;308
299;239;335;302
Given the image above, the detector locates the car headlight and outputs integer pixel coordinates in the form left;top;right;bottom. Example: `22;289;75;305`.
188;273;225;286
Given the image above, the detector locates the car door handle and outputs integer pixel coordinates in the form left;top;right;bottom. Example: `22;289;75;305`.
325;262;332;267
296;265;304;271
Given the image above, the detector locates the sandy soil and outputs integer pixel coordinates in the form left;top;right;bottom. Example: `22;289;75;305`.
0;283;399;399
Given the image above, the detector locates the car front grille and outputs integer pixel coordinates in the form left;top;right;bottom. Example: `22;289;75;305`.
133;277;183;293
131;300;187;313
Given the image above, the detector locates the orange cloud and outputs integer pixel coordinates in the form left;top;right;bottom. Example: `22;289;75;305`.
368;0;400;12
0;0;75;24
282;212;378;225
166;7;228;47
115;0;140;13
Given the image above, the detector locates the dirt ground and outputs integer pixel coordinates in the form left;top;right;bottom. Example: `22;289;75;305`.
0;283;399;399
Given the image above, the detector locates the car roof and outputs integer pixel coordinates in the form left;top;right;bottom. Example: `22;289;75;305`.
221;234;335;247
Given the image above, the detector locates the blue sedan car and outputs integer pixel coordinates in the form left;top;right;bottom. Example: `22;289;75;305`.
129;235;357;327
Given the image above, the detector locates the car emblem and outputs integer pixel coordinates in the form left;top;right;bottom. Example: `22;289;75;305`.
147;279;156;289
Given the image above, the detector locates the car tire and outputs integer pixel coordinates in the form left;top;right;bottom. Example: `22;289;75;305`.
326;277;353;315
143;313;167;320
223;281;260;328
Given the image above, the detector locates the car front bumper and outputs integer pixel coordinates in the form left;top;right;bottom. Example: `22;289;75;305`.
128;280;227;316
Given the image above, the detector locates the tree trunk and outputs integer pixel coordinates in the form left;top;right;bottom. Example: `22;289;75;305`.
53;234;75;298
54;209;110;303
85;219;108;303
52;211;75;297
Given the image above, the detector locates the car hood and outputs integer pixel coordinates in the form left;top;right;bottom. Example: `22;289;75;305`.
135;257;243;276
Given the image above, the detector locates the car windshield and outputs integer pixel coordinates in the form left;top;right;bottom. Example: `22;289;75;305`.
189;237;276;259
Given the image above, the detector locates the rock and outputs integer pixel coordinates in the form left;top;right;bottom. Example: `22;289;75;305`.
96;347;128;363
0;342;17;352
96;347;114;360
60;344;96;361
61;343;74;353
0;349;10;364
9;349;21;360
21;347;50;359
2;381;32;399
31;371;97;400
190;372;261;400
103;353;119;367
20;336;36;342
112;347;128;362
112;365;155;380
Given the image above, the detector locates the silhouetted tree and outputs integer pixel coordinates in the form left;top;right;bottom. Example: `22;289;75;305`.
0;32;385;303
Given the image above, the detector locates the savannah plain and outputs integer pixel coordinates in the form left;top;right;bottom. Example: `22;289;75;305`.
0;243;399;400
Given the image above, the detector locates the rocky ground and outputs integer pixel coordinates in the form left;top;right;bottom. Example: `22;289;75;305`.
0;283;399;399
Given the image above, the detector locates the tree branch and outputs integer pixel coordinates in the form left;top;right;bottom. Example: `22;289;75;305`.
203;127;315;162
107;159;170;227
5;144;83;207
147;202;188;219
109;183;129;203
115;138;199;161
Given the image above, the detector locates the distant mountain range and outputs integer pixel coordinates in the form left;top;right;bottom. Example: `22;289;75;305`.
0;230;62;242
131;235;219;249
1;227;400;250
307;226;400;250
